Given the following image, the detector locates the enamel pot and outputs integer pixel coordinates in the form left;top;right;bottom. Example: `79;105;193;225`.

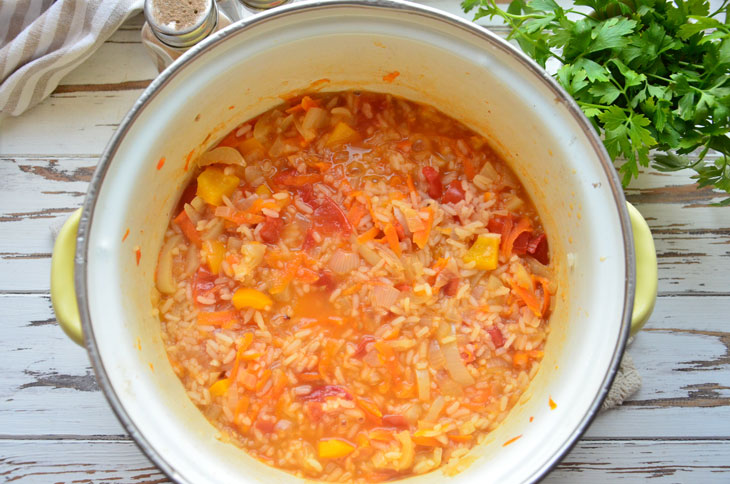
50;1;658;482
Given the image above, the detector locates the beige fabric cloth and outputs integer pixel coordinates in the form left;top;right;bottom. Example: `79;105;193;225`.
602;342;642;411
0;0;142;117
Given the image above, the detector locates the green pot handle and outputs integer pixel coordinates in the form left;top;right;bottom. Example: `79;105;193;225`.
50;208;84;346
626;202;657;336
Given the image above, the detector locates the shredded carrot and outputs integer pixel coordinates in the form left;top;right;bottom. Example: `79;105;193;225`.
535;276;552;316
318;339;338;379
230;332;254;384
511;282;543;318
502;217;532;260
156;157;165;170
357;226;380;244
347;202;368;227
549;396;557;410
356;397;383;424
447;434;473;443
502;435;522;447
382;71;400;83
383;223;401;256
342;282;363;296
197;310;238;328
461;156;476;181
256;369;271;392
512;351;529;367
269;369;288;401
174;210;202;246
122;228;130;242
412;435;442;447
406;174;419;203
412;207;434;249
297;372;322;382
134;246;141;266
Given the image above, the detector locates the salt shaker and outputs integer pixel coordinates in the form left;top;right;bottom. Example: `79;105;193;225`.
141;0;232;72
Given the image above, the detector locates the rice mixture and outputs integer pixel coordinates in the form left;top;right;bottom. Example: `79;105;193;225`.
155;91;554;482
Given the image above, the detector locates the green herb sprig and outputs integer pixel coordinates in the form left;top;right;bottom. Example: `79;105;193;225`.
462;0;730;205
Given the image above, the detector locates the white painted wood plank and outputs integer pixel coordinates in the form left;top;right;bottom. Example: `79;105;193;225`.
0;295;126;437
1;439;728;483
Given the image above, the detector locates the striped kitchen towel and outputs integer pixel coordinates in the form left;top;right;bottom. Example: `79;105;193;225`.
0;0;143;117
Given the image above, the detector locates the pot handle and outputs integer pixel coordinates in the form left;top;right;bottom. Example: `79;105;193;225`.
626;202;657;336
51;208;84;346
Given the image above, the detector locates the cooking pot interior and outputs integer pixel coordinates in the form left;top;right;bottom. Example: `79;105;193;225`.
80;3;631;483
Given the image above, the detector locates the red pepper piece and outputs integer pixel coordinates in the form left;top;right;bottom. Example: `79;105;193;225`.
421;166;442;199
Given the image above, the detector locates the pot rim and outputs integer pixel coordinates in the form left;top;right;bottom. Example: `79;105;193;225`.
75;1;634;482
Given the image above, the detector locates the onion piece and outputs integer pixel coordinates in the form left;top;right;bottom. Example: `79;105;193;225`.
328;249;360;275
302;107;328;133
183;203;200;224
527;257;551;279
198;146;246;167
253;113;273;144
182;244;199;278
202;218;224;241
395;431;415;471
156;235;182;294
244;165;264;186
372;285;400;309
357;243;381;266
435;372;464;397
392;207;412;237
416;368;431;401
423;395;445;423
428;339;446;370
441;339;475;386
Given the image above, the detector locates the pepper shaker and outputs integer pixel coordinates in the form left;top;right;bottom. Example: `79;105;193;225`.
141;0;232;72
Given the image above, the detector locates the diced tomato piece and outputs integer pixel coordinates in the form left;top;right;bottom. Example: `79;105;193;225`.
394;282;410;292
527;233;549;264
192;267;217;304
382;414;408;427
302;227;317;251
511;230;531;255
353;335;376;358
301;385;352;401
273;168;322;187
488;327;505;348
312;195;352;236
314;270;337;292
259;216;284;244
421;166;442;199
441;179;465;204
443;278;459;297
487;215;509;234
255;418;276;434
307;401;324;422
175;179;198;214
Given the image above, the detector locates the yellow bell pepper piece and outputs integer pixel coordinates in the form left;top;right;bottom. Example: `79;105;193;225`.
209;378;230;397
237;137;265;157
232;288;273;310
202;240;226;275
255;184;272;197
464;233;501;270
326;122;360;148
196;166;240;206
318;438;356;459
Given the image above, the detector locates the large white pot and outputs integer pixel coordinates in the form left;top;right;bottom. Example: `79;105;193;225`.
51;1;658;482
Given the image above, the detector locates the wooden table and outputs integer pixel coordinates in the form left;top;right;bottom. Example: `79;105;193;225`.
1;4;729;482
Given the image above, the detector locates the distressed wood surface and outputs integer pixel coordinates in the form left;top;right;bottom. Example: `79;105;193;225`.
1;6;729;483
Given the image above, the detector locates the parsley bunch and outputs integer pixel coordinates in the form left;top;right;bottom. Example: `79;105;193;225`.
462;0;730;204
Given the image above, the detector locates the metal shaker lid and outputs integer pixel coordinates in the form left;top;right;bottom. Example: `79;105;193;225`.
144;0;218;49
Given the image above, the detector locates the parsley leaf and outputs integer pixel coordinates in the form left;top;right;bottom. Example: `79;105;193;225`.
462;0;730;204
